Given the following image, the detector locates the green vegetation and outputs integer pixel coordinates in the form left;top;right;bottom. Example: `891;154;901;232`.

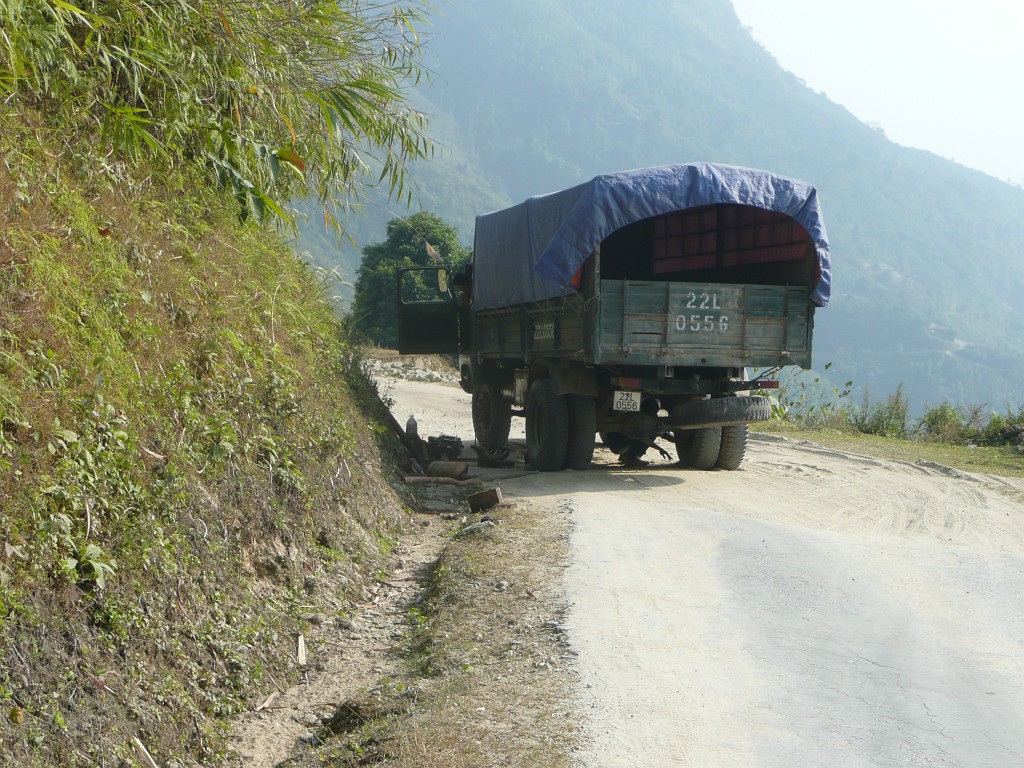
847;385;911;440
758;421;1024;481
0;0;431;228
350;212;470;347
0;3;501;764
776;370;1024;448
0;105;412;765
763;370;1024;477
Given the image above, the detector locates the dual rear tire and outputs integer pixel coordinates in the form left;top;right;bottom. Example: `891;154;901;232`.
715;424;749;470
514;382;752;472
675;424;749;470
564;394;597;470
525;379;596;471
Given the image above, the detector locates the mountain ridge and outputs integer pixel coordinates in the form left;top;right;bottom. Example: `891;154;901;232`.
301;0;1024;411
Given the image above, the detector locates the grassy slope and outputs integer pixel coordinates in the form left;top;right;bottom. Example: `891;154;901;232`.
0;109;409;766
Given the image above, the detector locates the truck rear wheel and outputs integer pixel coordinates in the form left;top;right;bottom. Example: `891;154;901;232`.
675;427;722;470
526;379;568;471
472;384;512;450
563;395;596;470
715;425;748;470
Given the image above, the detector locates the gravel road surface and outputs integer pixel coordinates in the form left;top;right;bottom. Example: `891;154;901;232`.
386;376;1024;768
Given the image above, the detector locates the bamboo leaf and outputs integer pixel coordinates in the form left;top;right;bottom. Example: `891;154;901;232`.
276;148;305;174
250;192;265;221
250;187;289;222
9;0;432;234
49;0;104;25
215;9;236;42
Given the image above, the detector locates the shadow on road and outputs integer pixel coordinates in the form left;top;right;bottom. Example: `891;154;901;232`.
470;440;689;500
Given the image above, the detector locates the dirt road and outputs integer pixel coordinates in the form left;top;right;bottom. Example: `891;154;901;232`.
387;376;1024;768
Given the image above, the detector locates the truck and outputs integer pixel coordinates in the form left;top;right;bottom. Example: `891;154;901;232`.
396;163;831;471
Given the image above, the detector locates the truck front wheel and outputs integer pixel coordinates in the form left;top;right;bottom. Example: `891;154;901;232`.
472;384;512;450
675;427;722;470
526;379;569;471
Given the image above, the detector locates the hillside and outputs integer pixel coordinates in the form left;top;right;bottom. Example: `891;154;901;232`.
304;0;1024;413
0;106;413;765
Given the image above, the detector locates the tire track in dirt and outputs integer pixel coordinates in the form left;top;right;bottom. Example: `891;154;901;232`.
715;437;1024;553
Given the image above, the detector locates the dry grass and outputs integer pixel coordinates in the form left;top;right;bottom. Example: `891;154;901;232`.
283;501;579;768
384;507;577;767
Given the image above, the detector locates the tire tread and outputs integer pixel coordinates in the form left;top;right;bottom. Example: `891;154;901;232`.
526;379;569;471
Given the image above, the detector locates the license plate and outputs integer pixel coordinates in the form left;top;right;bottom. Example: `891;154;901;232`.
613;391;642;412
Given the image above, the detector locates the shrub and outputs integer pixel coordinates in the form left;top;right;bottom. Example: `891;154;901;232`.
0;0;431;227
849;383;909;438
916;401;973;443
978;407;1024;447
768;362;853;429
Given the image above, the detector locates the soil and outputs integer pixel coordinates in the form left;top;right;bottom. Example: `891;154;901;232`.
225;360;577;768
226;518;450;767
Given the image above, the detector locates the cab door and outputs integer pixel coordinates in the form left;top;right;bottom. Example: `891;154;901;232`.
396;266;459;355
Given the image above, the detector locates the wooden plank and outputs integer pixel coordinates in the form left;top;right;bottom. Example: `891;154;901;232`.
596;278;815;368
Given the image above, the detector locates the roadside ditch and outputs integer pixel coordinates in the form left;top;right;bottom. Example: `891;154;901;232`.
227;364;579;768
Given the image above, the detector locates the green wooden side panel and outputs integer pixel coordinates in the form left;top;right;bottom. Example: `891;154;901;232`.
470;283;812;369
597;280;813;368
473;294;591;360
473;307;520;357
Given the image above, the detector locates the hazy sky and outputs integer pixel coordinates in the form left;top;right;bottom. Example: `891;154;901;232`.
729;0;1024;185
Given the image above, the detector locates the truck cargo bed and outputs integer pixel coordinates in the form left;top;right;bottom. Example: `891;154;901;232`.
597;279;812;368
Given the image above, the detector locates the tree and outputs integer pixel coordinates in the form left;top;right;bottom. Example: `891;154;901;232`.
351;212;469;347
0;0;431;227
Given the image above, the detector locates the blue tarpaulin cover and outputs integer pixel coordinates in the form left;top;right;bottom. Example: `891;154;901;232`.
472;162;831;311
